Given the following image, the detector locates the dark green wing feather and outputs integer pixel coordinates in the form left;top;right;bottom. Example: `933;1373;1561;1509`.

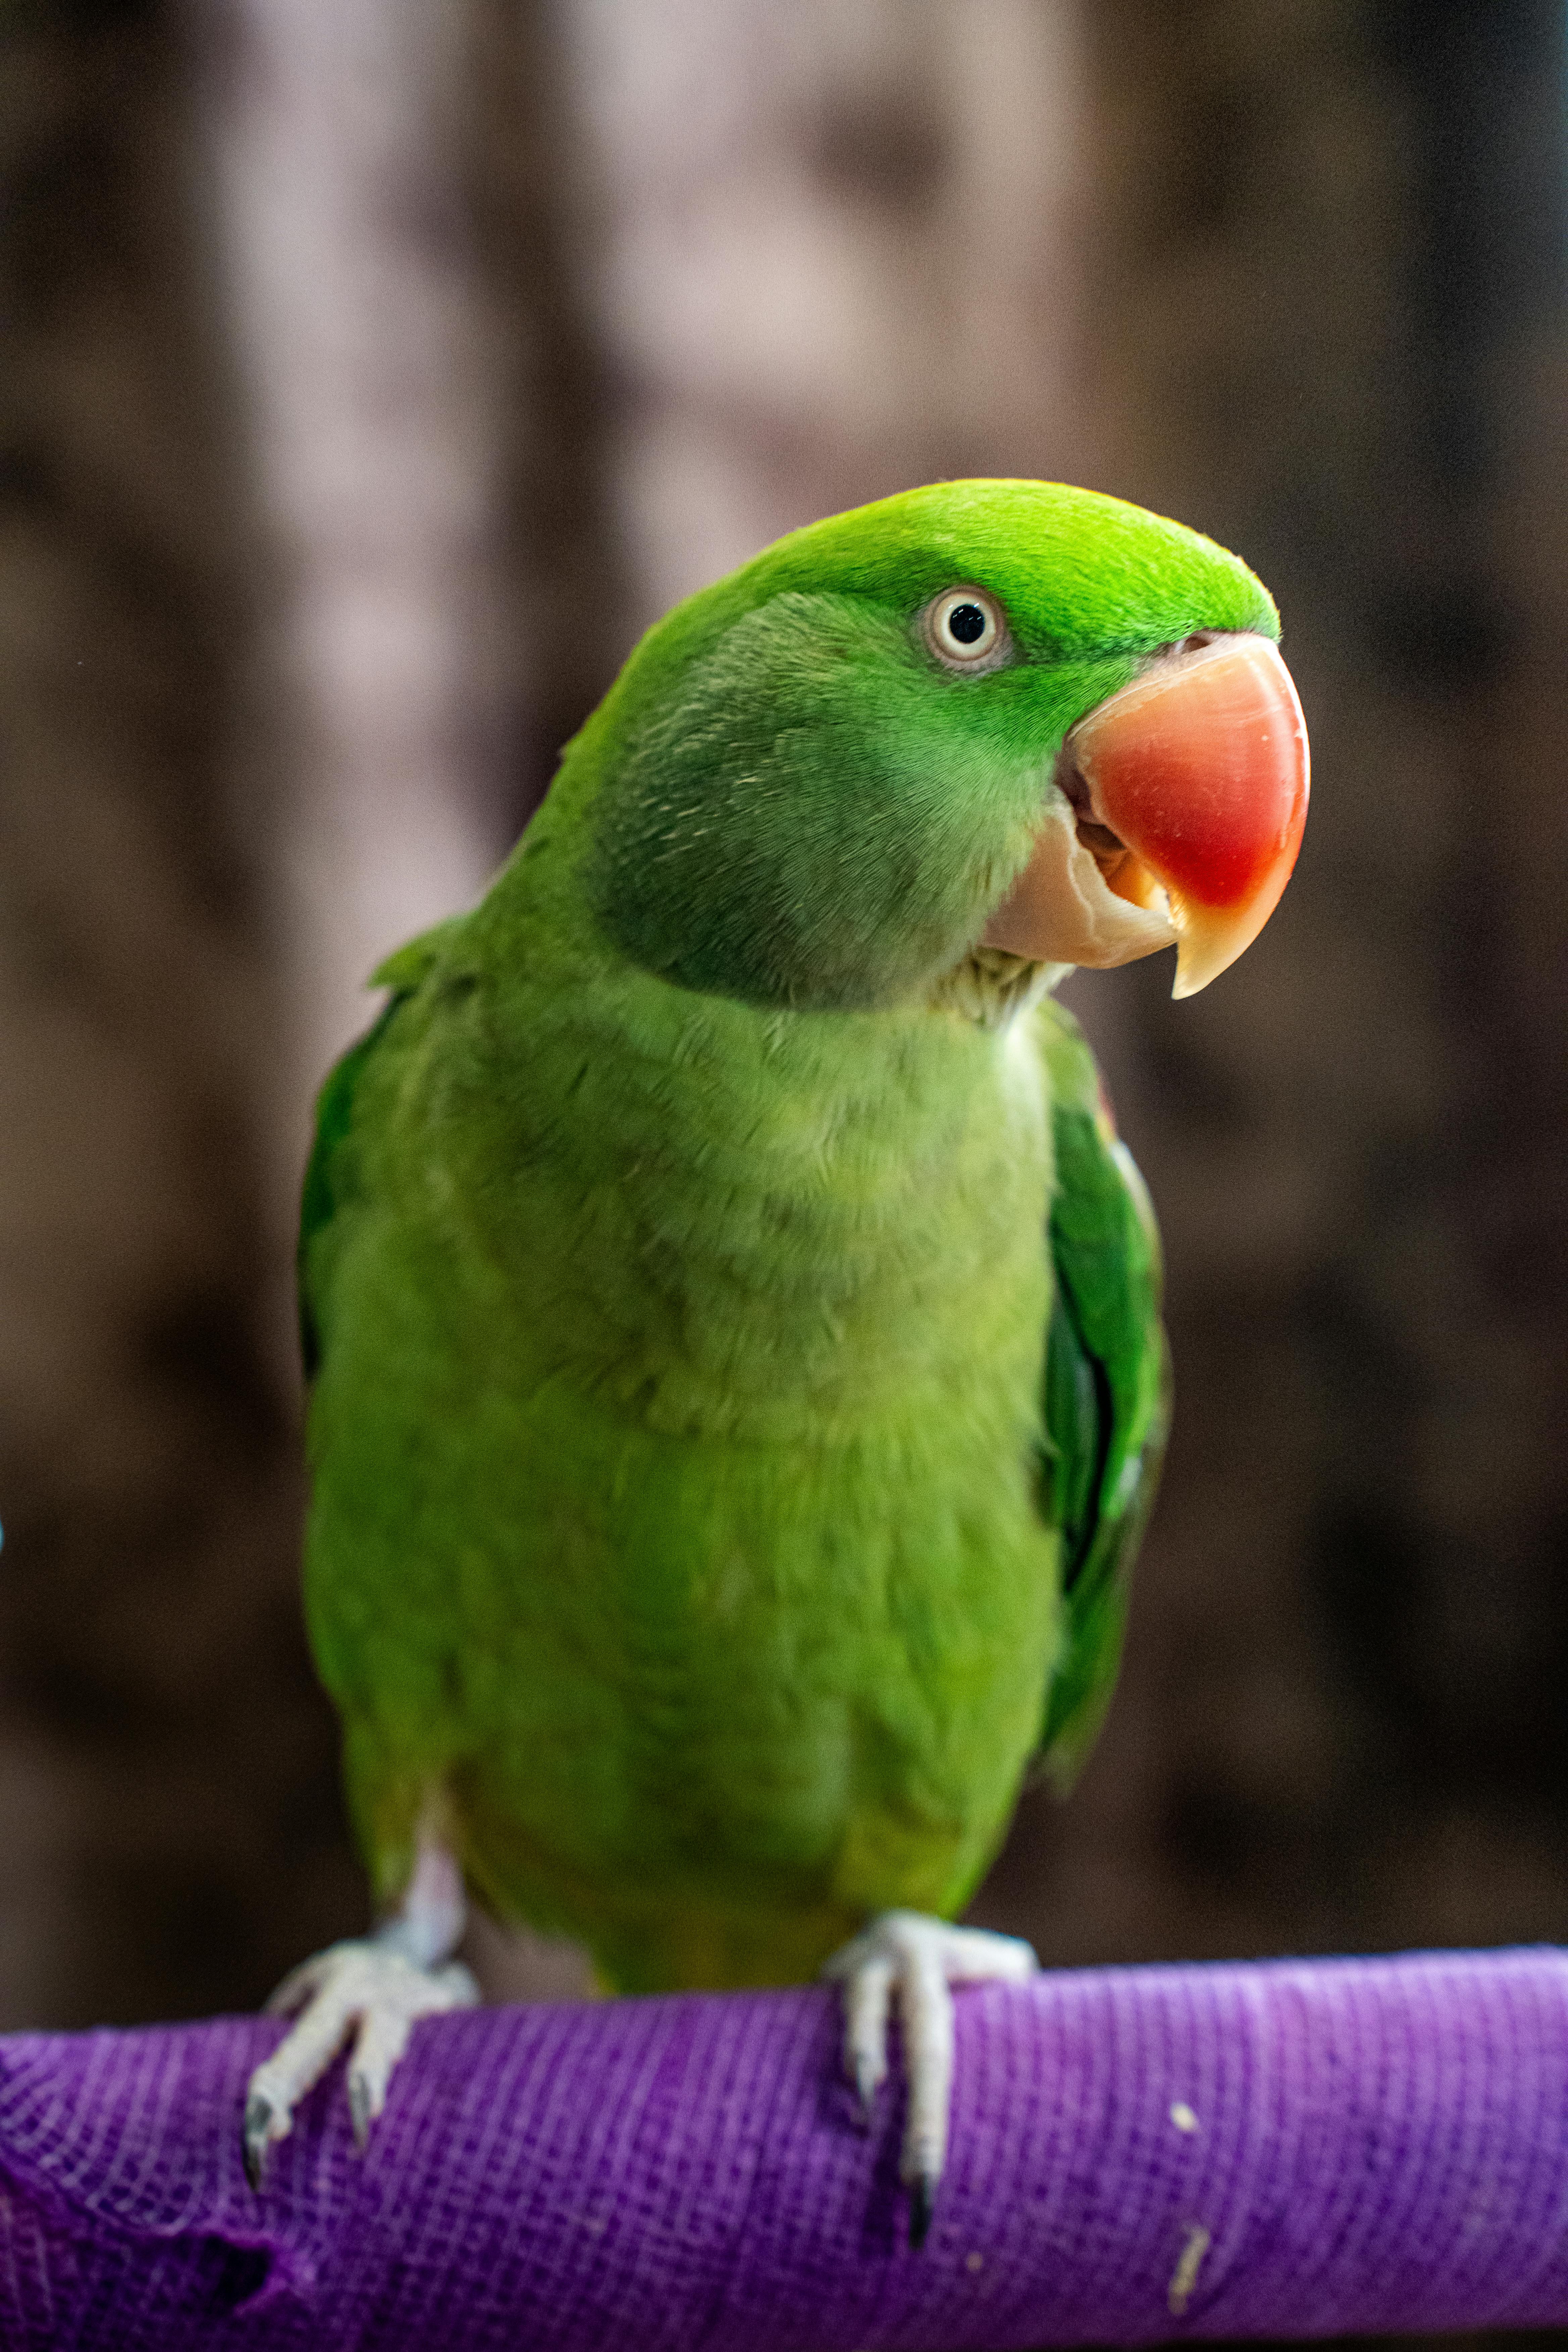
297;920;462;1381
1035;999;1171;1793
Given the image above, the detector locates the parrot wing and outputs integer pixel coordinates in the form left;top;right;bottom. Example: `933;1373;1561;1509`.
1034;999;1171;1794
297;918;464;1382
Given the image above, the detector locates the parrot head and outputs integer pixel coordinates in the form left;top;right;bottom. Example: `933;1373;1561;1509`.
590;480;1308;1011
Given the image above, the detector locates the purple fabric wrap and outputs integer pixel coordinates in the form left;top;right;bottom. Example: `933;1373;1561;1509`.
2;1948;1567;2348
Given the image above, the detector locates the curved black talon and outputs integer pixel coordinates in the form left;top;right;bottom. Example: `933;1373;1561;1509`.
348;2070;374;2151
243;2093;275;2193
908;2172;936;2250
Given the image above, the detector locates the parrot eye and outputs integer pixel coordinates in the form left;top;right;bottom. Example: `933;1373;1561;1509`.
922;586;1009;672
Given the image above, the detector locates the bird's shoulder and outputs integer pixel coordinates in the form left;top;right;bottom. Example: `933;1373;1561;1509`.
297;913;474;1379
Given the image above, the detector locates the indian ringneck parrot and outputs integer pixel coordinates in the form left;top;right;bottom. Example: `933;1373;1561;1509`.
245;480;1309;2244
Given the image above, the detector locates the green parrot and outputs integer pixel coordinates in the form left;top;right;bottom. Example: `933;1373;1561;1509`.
244;479;1309;2242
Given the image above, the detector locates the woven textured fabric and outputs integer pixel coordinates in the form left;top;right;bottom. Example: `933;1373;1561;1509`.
1;1948;1566;2347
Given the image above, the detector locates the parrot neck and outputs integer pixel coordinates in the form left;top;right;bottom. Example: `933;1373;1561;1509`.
927;947;1064;1031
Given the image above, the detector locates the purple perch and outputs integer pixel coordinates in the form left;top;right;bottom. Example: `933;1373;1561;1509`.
1;1946;1566;2347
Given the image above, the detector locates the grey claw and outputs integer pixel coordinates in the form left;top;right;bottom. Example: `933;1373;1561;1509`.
908;2171;936;2251
348;2070;372;2152
854;2059;878;2124
243;2093;275;2193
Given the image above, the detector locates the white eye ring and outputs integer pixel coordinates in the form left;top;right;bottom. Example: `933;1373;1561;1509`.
922;585;1009;671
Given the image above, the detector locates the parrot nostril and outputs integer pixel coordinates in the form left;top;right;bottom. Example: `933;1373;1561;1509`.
1157;629;1225;659
1124;629;1233;667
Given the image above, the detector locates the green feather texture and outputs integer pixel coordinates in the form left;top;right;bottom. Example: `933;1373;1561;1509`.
298;481;1273;1992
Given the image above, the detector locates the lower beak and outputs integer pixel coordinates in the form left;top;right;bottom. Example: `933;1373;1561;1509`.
982;633;1310;997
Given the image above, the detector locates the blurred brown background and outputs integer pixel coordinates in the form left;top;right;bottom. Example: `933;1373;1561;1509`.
1;0;1566;2335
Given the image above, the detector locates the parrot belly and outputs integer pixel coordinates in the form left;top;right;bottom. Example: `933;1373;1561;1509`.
302;986;1060;1996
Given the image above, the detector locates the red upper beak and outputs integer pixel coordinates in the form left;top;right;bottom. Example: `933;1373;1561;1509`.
1072;633;1310;996
983;632;1309;996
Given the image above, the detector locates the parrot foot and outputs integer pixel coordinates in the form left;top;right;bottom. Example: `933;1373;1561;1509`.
244;1838;477;2189
822;1910;1036;2248
244;1939;478;2186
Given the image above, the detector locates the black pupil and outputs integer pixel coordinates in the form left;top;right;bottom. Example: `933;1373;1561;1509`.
948;601;987;646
